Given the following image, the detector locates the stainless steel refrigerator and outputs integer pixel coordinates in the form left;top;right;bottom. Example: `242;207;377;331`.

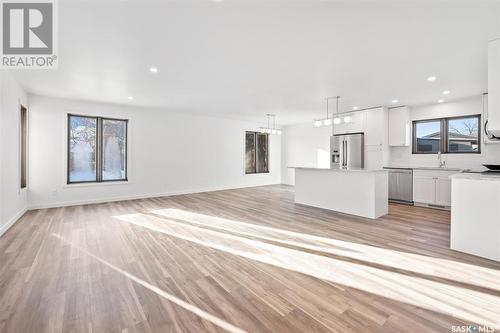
330;133;364;168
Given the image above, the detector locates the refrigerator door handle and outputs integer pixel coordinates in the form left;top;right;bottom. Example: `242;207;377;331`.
340;140;343;166
345;140;348;167
343;140;347;167
342;140;344;166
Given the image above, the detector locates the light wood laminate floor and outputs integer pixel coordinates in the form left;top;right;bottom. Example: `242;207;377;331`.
1;185;500;333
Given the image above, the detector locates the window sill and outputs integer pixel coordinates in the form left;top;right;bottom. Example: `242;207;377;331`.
63;180;129;188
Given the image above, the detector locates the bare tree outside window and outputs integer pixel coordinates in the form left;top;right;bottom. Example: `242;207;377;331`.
447;116;480;153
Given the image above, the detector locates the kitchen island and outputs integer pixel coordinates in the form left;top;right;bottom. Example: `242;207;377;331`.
450;172;500;262
292;167;388;219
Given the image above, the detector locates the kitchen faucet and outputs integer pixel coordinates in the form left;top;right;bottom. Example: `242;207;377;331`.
437;152;446;168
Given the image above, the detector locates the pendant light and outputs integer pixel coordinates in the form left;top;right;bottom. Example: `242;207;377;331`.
314;96;340;127
260;114;282;135
323;98;332;126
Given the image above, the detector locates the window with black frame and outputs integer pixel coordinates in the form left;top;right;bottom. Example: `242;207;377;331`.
67;114;128;184
20;105;28;189
412;115;480;154
245;131;269;174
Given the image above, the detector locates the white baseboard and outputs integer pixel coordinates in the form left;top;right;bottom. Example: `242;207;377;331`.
0;207;28;238
1;183;282;238
28;183;281;210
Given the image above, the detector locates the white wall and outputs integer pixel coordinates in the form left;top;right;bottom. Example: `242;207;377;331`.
390;96;500;169
0;72;29;236
281;122;331;185
28;95;281;208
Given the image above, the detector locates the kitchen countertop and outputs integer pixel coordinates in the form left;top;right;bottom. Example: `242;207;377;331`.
384;165;467;172
289;166;387;173
450;172;500;181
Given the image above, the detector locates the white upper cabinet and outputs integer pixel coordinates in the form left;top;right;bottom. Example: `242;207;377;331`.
388;106;411;146
488;38;500;137
365;107;387;146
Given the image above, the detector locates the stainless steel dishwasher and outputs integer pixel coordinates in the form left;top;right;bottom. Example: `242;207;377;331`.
384;168;413;204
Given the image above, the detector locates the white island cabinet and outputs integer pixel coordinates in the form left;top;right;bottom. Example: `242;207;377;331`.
450;173;500;262
293;167;388;219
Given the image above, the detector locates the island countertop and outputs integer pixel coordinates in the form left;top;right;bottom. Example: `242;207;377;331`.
450;172;500;181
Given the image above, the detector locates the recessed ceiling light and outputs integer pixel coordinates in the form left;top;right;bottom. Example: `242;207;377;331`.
392;99;399;104
127;96;134;100
352;106;359;110
427;76;437;82
149;67;158;73
442;90;450;95
437;99;444;103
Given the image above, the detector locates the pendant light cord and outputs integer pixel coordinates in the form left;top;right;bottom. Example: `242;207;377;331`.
326;98;329;119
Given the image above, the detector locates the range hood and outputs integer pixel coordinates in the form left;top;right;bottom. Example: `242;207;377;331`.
487;38;500;138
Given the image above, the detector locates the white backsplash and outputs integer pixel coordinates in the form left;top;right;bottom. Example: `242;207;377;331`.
389;145;500;169
388;96;500;169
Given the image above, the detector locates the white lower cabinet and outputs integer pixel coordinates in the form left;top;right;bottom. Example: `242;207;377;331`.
413;170;457;207
435;178;452;206
413;175;436;204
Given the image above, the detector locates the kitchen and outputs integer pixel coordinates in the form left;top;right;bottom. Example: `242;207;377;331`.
286;37;500;262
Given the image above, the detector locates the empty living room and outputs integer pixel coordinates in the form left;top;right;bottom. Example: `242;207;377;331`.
1;1;500;332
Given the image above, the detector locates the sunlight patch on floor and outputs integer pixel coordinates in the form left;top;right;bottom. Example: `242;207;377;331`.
51;233;248;333
113;212;500;328
152;208;500;291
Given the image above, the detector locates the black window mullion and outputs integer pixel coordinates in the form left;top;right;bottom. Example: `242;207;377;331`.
97;117;102;182
123;119;129;181
440;119;448;153
254;132;258;174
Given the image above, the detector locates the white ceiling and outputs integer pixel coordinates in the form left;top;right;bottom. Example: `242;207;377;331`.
10;1;500;125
